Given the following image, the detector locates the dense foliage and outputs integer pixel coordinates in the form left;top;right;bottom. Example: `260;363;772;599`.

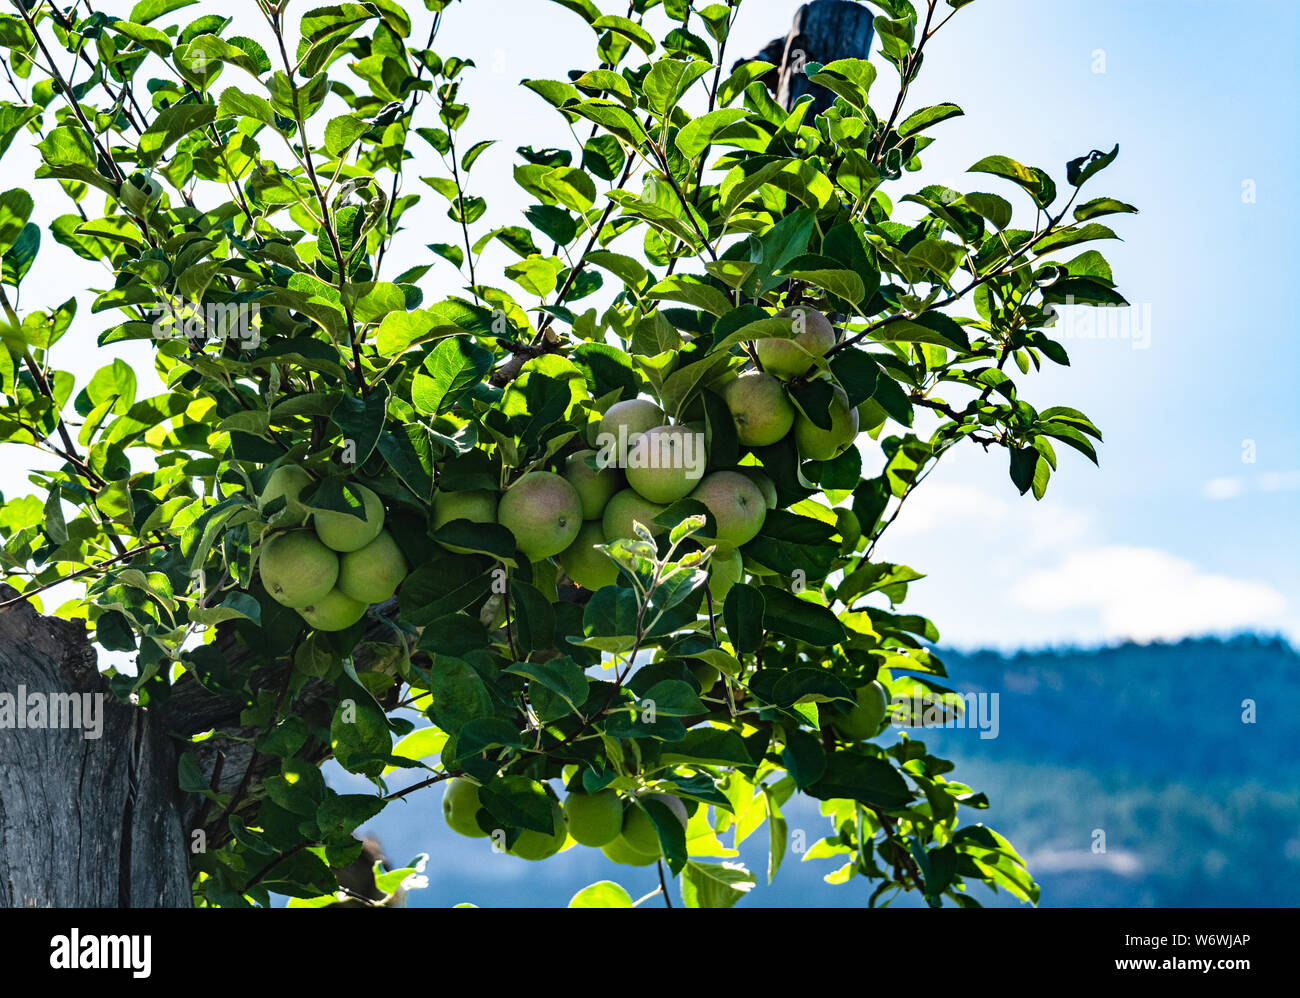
0;0;1132;908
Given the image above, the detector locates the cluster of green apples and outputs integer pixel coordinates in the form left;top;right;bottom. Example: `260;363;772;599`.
442;777;689;865
257;466;409;631
424;307;860;601
732;305;860;461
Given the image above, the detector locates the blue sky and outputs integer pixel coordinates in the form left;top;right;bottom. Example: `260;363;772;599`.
2;0;1295;653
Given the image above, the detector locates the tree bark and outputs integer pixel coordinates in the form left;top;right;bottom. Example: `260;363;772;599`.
0;588;189;906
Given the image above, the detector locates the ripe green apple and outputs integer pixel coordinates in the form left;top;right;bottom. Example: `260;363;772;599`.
708;545;744;602
432;489;498;529
625;425;706;504
830;680;889;741
600;836;658;867
563;789;623;847
756;306;836;380
620;804;660;856
259;465;313;517
794;383;859;461
313;484;385;553
508;797;567;861
298;586;367;631
601;488;667;541
556;520;619;590
563;449;622;519
598;398;664;467
621;793;689;855
337;529;406;604
497;471;583;561
738;467;778;509
722;372;795;447
260;530;339;608
442;777;489;838
689;471;767;547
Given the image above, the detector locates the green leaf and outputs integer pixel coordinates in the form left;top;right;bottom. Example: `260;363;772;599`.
806;753;913;808
1073;196;1138;221
1034;223;1119;254
1066;144;1119;187
324;114;369;155
962;192;1013;230
1042;276;1129;307
411;335;493;415
680;860;756;908
723;583;764;654
646;275;731;317
675;108;750;159
644;57;711;117
591;15;656;54
898;102;963;137
139;104;217;165
569;881;634;908
0;188;33;258
480;776;557;835
757;586;844;646
659;728;753;767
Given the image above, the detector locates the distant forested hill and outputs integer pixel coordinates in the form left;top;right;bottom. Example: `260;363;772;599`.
327;635;1298;908
916;635;1300;907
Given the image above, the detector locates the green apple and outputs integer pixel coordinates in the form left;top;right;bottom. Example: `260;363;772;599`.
620;804;660;856
625;425;706;504
337;529;406;604
708;545;744;602
442;777;488;838
508;797;567;861
563;449;622;519
259;465;313;517
313;484;385;552
756;306;836;379
260;530;339;608
738;466;778;509
830;680;889;741
563;789;623;847
601;488;667;541
497;471;583;561
556;520;619;590
722;372;796;447
794;383;859;461
600;836;658;867
622;793;689;855
689;471;767;547
298;586;367;631
432;489;498;529
598;398;664;467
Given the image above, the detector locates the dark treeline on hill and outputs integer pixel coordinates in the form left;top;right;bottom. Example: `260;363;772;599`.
914;634;1300;907
331;635;1298;908
935;634;1299;777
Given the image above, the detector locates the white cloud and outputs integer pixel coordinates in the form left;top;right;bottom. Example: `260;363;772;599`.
1201;470;1300;500
1202;476;1247;500
1010;545;1288;642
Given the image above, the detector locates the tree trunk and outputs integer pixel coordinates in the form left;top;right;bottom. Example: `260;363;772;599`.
738;0;877;113
0;590;190;906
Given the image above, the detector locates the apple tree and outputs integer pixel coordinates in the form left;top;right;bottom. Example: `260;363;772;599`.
0;0;1132;908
